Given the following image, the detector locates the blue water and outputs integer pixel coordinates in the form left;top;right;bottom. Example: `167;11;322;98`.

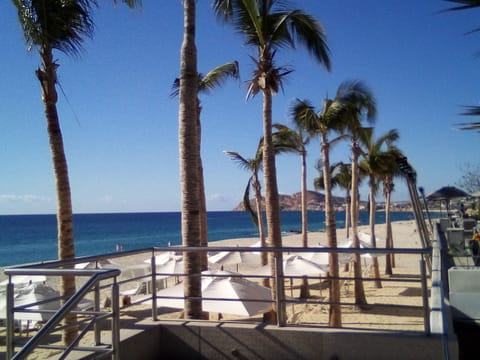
0;211;415;267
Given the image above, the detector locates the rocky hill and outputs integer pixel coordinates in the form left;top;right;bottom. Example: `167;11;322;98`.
233;191;346;211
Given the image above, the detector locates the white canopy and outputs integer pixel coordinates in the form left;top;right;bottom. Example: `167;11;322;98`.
150;270;272;317
258;255;328;277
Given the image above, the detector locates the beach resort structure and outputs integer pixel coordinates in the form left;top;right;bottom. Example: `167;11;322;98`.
1;214;479;360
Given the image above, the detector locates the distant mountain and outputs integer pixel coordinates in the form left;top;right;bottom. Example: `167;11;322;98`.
233;191;346;211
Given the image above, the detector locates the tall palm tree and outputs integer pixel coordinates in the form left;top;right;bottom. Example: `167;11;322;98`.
12;0;139;344
173;61;239;270
359;128;400;288
178;0;203;319
290;84;364;327
337;81;377;307
214;0;331;323
270;124;311;247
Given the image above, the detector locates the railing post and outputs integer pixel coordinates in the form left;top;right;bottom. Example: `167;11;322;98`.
6;279;14;359
112;278;120;360
94;283;101;345
420;257;431;335
274;255;285;326
151;253;158;321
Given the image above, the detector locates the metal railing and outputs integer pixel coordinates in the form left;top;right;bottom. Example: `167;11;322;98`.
2;245;433;358
4;267;120;360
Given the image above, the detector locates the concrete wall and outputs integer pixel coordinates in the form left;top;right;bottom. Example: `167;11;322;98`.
119;320;445;360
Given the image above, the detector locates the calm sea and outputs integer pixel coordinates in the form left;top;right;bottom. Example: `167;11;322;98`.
0;211;415;267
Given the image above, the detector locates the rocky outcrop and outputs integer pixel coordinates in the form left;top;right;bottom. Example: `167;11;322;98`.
233;191;346;211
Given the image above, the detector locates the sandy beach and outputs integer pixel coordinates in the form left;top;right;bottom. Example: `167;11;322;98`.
1;219;429;358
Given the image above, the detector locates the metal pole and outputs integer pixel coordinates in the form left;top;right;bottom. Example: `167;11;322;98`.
420;257;430;335
112;279;120;360
94;283;101;345
274;256;285;326
151;254;158;321
6;280;14;359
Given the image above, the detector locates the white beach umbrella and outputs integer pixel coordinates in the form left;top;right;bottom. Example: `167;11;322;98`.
0;283;60;321
0;275;47;287
299;245;330;266
208;250;261;267
257;255;328;277
150;270;272;317
155;256;184;279
74;258;118;269
143;252;179;267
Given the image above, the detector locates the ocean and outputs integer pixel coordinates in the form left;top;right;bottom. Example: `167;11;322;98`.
0;211;415;267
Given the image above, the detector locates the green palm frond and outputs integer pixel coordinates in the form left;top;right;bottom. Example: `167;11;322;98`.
274;10;331;70
171;61;239;98
200;61;240;93
13;0;95;55
224;150;258;172
271;124;303;154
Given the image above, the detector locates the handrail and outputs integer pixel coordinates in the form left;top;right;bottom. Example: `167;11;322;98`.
5;268;120;360
3;244;435;358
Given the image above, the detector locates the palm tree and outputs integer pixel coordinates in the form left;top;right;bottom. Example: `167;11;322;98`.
314;161;353;239
337;81;377;307
290;88;362;327
359;128;400;288
271;124;311;247
381;148;405;275
214;0;331;323
172;61;239;270
178;0;203;320
224;143;268;273
12;0;139;344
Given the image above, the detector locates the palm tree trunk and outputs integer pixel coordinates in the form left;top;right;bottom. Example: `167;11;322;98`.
385;185;394;274
369;178;382;288
351;140;367;306
321;136;341;327
262;89;285;322
197;107;208;271
301;150;308;247
37;45;77;345
179;0;202;319
345;193;351;239
253;175;269;287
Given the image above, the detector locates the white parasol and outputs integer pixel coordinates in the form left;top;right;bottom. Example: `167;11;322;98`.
150;270;272;317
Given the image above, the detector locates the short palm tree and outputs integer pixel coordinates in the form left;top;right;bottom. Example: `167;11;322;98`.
12;0;139;344
337;81;377;307
224;143;267;272
381;148;405;275
214;0;331;323
173;61;239;271
359;128;400;288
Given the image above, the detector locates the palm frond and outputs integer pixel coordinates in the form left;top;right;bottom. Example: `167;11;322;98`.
443;0;480;11
224;150;256;171
13;0;96;56
243;177;259;227
201;61;240;93
278;10;331;70
455;121;480;131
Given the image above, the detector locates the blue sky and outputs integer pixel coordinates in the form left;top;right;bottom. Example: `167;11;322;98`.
1;0;479;215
